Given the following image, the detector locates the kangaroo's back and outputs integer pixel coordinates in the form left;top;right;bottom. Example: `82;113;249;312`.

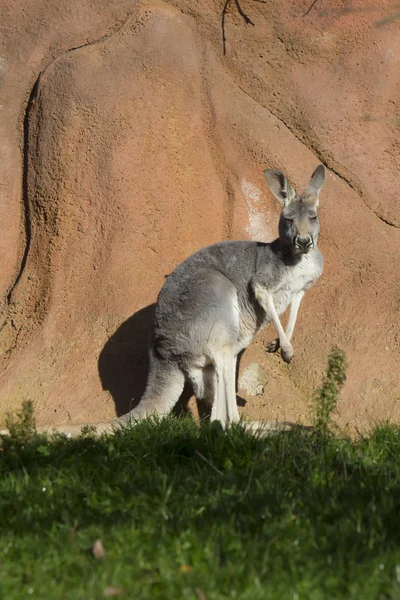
153;240;275;355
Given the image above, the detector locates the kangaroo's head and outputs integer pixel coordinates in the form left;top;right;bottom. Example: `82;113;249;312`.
264;165;326;256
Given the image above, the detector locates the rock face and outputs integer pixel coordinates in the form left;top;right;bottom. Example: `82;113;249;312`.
0;0;399;429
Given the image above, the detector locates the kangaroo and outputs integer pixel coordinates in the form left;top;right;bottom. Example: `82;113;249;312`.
0;165;326;438
122;164;326;428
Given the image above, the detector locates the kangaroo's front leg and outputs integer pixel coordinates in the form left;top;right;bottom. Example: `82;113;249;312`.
285;291;304;341
267;291;304;354
253;283;294;364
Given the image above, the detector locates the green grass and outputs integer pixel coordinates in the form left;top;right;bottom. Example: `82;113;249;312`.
1;418;400;599
1;350;400;599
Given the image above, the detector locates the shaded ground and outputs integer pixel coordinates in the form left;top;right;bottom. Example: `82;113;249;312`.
2;416;400;599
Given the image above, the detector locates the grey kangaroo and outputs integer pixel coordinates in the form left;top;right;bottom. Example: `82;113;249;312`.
117;164;326;429
0;165;326;437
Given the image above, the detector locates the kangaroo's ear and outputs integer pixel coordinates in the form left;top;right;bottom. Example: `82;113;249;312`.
264;169;296;207
302;165;326;206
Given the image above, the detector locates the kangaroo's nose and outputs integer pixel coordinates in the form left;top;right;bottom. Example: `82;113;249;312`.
295;235;313;253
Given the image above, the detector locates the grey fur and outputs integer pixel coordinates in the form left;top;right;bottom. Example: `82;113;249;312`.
117;165;327;428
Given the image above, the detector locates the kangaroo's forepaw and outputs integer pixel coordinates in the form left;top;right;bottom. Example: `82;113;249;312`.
281;344;294;364
266;338;280;353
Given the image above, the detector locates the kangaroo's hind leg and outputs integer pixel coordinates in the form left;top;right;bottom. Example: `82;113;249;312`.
211;348;239;428
188;364;216;421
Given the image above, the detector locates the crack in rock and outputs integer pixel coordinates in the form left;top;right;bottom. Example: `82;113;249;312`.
5;10;136;308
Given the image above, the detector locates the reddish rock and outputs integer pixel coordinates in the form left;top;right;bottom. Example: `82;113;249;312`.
0;0;399;430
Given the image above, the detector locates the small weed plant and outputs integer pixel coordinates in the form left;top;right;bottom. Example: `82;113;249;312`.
5;399;36;442
312;346;347;436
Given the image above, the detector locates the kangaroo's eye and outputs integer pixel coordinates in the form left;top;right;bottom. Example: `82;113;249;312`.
284;218;293;223
310;216;318;221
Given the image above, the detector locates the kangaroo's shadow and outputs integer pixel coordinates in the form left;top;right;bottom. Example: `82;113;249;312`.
98;305;155;416
98;304;247;418
98;304;193;417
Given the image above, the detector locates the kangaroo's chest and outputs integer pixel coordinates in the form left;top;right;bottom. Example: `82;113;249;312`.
273;252;323;315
